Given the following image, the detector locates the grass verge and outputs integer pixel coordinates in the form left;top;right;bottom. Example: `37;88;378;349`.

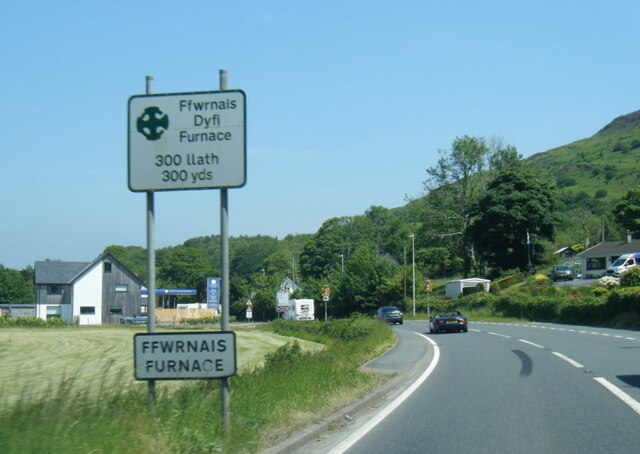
0;316;395;453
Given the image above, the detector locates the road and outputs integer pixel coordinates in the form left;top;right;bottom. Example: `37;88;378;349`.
292;321;640;454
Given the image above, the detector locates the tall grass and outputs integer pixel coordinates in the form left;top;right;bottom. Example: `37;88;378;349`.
0;316;394;453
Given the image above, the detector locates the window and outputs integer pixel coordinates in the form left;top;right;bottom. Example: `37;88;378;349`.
47;285;62;295
586;257;606;270
104;262;112;273
110;307;122;315
80;306;95;315
115;284;128;292
46;306;61;319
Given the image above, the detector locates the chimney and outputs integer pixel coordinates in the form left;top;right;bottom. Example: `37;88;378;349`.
626;230;632;244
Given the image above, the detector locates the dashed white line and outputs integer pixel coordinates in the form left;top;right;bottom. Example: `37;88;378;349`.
518;339;544;349
594;377;640;416
489;332;511;339
551;352;584;368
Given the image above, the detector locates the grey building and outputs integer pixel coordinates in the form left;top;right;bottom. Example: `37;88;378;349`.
576;232;640;279
34;253;144;325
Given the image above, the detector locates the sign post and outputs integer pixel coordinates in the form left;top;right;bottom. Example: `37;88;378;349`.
128;70;245;434
423;281;433;319
321;286;331;322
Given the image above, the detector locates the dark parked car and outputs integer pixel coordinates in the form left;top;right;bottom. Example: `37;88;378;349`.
549;265;574;281
375;306;403;325
429;310;467;333
120;313;148;325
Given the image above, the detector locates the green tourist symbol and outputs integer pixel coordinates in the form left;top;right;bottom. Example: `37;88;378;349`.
136;106;169;141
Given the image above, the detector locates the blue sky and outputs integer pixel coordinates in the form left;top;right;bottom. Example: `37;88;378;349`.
2;1;639;270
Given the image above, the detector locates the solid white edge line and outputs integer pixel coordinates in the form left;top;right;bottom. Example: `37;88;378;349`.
594;377;640;416
327;333;440;454
551;351;584;368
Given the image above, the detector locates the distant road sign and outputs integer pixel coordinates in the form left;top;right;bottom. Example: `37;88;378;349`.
424;282;433;293
134;331;236;380
128;90;246;192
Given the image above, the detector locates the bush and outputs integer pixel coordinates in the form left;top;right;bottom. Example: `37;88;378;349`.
597;276;620;289
532;274;552;285
606;288;640;314
592;287;609;297
620;267;640;287
263;341;305;370
559;297;607;325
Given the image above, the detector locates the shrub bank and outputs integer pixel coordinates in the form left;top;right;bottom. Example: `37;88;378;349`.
430;287;640;328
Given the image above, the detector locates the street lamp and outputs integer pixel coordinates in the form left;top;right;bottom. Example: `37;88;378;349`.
409;234;416;317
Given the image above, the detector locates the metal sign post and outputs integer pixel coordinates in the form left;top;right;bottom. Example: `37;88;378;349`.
321;286;331;322
424;281;433;319
128;70;246;436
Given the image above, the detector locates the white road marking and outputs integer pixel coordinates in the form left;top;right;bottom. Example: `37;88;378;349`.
551;351;584;368
594;377;640;416
327;332;440;454
518;339;544;349
489;332;511;338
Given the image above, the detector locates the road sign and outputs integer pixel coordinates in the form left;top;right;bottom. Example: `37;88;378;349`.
134;331;236;380
424;282;433;293
322;296;329;302
206;277;220;309
128;90;246;191
321;286;331;297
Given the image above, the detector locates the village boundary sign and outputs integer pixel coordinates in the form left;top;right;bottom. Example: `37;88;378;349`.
128;90;246;191
134;331;236;380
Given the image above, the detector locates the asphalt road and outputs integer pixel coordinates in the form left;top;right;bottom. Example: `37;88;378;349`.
288;321;640;454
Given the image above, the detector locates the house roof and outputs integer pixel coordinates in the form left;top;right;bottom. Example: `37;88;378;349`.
554;246;576;254
34;260;91;284
34;253;144;286
577;239;640;258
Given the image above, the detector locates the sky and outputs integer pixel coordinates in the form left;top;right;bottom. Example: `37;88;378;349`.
2;0;640;270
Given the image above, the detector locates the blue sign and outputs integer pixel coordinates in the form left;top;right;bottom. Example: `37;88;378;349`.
207;277;220;310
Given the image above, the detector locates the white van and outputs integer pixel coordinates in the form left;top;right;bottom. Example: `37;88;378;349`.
606;253;640;277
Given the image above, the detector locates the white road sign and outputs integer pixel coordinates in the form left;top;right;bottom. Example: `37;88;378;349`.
134;331;236;380
128;90;246;191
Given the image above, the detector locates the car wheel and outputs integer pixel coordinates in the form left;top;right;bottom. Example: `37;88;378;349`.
463;327;468;332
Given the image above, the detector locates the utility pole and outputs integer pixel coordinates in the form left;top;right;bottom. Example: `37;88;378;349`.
409;234;416;317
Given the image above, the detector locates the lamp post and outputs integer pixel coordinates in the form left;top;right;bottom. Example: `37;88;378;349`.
409;234;416;317
339;254;344;272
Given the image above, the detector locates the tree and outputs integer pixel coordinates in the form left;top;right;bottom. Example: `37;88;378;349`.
0;265;34;303
468;168;559;273
299;216;375;280
612;186;640;237
419;136;520;276
333;248;398;315
157;246;215;304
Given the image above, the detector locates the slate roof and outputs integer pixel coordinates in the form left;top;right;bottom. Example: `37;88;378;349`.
33;253;144;286
34;261;91;284
577;239;640;258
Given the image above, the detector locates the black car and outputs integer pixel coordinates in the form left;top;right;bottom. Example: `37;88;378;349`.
375;306;403;325
429;310;467;333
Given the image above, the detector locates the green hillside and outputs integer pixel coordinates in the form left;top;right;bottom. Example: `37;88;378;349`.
524;110;640;204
